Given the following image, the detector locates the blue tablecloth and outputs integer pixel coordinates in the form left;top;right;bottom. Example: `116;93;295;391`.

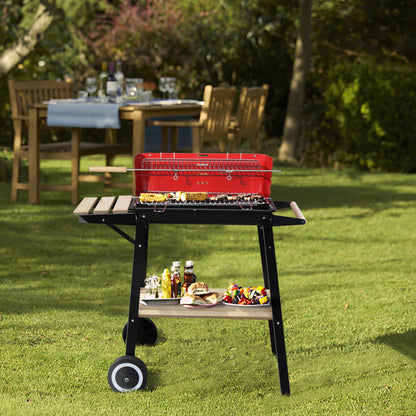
46;101;193;151
47;102;122;129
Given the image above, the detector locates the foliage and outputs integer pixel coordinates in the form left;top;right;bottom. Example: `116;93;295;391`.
299;0;416;171
1;0;416;171
82;0;298;128
181;0;298;132
312;0;416;70
83;0;195;85
1;158;416;414
303;61;416;172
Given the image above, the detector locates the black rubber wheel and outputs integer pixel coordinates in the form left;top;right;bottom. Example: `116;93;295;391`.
107;355;148;392
122;318;157;345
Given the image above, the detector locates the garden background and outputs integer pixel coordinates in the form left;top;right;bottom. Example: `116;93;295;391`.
1;1;416;414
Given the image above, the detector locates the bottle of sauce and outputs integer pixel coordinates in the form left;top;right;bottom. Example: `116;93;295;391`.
161;268;171;299
171;261;181;298
183;261;196;294
170;266;178;298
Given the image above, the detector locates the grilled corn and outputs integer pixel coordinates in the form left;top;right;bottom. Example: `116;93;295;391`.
180;192;208;202
139;193;167;203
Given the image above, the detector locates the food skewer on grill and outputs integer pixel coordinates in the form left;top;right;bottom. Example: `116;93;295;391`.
135;192;268;204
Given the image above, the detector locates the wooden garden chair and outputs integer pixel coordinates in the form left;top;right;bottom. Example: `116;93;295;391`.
228;84;269;152
146;85;236;152
8;79;130;204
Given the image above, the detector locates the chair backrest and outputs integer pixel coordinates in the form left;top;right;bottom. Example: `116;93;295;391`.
235;84;269;146
199;85;236;151
8;79;73;121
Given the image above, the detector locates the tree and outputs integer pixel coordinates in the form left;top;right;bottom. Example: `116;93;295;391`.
0;1;63;77
279;0;311;162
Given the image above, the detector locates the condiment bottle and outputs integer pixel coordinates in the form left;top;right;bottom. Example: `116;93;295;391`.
170;266;178;298
183;261;196;294
171;261;182;298
161;268;171;299
172;261;181;274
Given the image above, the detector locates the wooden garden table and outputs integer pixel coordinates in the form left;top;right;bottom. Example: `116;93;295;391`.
28;102;202;204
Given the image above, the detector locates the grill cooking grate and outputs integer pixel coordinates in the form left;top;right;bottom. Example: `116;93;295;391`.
132;194;276;212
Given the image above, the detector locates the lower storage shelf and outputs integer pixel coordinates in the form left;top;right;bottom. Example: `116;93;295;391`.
138;288;273;320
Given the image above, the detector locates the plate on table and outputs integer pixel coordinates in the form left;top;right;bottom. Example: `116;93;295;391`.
221;301;269;307
140;298;180;305
151;99;181;106
150;99;204;106
178;99;204;105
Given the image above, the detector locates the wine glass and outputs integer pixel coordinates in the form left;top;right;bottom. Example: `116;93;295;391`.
158;77;169;99
125;78;143;101
85;77;97;99
166;77;177;99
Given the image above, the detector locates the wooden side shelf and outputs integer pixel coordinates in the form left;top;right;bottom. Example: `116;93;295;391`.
139;289;272;320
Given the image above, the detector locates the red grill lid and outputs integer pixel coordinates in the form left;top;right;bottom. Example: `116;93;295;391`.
134;153;273;198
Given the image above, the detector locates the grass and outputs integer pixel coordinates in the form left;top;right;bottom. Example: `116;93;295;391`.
1;155;415;415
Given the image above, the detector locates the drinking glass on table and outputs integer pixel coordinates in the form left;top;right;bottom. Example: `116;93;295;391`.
158;77;169;98
77;90;88;102
85;77;97;99
125;78;144;101
166;77;177;99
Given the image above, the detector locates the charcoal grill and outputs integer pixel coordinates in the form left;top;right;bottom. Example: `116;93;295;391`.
74;153;306;395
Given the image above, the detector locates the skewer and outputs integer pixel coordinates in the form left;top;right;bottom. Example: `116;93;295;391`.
89;166;282;173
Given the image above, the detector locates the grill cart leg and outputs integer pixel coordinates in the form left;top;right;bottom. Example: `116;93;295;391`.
125;220;149;357
258;216;290;396
108;220;150;392
258;225;277;356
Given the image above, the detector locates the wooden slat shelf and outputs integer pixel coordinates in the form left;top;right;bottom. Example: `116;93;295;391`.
138;288;273;320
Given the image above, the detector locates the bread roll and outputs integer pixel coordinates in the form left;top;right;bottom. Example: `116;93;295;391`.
203;293;219;304
188;282;209;295
180;294;206;305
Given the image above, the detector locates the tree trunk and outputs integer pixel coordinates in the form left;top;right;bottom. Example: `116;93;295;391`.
0;2;57;77
279;0;312;162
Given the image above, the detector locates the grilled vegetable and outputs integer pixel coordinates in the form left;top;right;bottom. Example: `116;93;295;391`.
180;192;208;202
139;193;167;203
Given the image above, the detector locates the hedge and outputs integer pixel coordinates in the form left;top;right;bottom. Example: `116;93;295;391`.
321;61;416;172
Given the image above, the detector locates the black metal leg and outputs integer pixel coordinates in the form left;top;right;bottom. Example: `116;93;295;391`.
258;225;277;355
125;220;149;356
258;216;290;396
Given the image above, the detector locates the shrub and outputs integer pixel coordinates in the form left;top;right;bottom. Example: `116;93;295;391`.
314;61;416;172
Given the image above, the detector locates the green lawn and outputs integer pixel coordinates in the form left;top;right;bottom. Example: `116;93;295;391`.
1;156;415;415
